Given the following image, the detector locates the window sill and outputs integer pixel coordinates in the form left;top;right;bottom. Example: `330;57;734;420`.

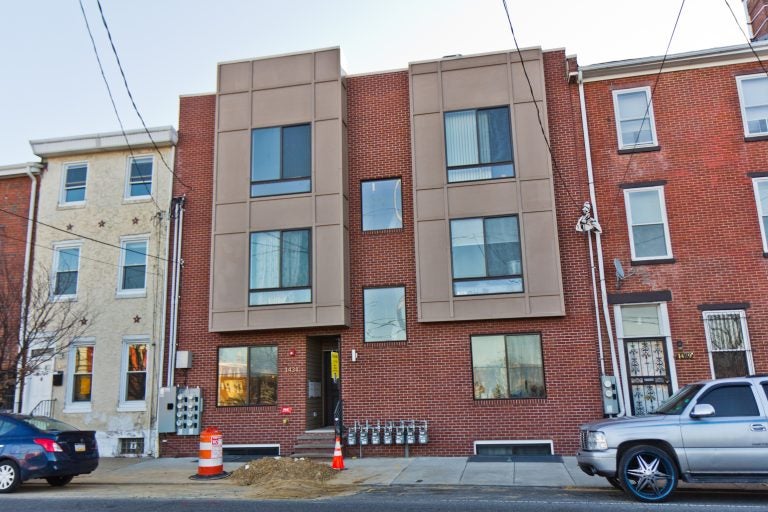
117;403;147;413
473;397;548;405
116;290;147;299
618;145;661;154
51;295;77;303
745;134;768;142
446;176;517;187
364;339;408;344
362;227;404;234
631;258;676;266
63;404;92;414
122;196;153;204
57;202;86;210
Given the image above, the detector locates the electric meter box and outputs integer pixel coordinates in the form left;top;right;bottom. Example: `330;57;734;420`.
601;375;620;416
158;386;177;433
175;386;203;436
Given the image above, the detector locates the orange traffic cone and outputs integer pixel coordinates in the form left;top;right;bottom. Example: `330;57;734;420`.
331;436;345;470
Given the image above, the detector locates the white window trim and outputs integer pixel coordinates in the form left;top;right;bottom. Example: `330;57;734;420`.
51;240;83;301
59;161;88;207
752;177;768;252
623;186;673;262
116;234;149;298
117;336;150;412
736;73;768;138
63;337;95;413
124;154;155;201
612;86;658;150
702;310;754;379
614;302;678;417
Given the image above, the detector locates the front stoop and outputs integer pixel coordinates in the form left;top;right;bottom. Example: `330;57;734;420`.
291;430;337;459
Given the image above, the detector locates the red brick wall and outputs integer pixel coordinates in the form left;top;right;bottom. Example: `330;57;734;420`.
0;173;37;408
582;61;768;387
746;0;768;41
164;52;606;457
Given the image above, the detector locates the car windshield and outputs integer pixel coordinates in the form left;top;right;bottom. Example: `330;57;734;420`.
21;417;79;432
654;384;704;415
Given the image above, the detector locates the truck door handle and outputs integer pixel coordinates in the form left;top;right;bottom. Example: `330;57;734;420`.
750;424;767;432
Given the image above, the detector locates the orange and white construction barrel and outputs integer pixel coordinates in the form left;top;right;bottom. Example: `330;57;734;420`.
197;426;224;477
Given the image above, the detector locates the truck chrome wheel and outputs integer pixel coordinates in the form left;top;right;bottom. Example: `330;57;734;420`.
618;445;678;502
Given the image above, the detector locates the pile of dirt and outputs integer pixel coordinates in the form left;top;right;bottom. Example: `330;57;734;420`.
230;457;356;499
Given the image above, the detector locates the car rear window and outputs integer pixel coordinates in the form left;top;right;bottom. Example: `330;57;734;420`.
697;385;760;417
21;417;79;432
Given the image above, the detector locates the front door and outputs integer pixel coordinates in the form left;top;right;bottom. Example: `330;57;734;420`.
322;351;340;427
22;348;54;414
625;338;673;416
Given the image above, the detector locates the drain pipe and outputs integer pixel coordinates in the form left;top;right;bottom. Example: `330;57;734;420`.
167;196;185;387
578;70;626;416
14;163;41;413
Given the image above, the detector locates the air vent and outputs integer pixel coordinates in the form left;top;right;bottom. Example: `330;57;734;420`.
119;437;144;456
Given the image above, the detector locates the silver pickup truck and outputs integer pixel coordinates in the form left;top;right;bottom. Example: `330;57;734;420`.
577;375;768;502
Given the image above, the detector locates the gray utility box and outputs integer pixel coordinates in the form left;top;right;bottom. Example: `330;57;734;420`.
175;386;203;436
158;386;177;434
601;375;620;416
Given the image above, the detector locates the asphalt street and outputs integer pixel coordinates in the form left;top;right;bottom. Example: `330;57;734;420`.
4;485;768;512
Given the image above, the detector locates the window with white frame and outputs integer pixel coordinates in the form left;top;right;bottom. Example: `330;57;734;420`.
67;341;94;409
736;74;768;137
752;178;768;251
118;237;148;294
52;242;81;299
623;187;672;261
703;310;754;379
612;87;658;149
120;340;148;407
61;163;88;205
126;156;154;198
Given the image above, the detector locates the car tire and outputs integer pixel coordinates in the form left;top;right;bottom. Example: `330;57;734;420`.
0;459;21;494
606;476;622;490
46;475;74;487
618;444;678;502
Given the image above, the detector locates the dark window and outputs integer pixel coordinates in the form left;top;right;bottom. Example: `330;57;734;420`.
54;246;80;297
0;419;14;436
444;106;513;183
251;124;311;197
361;179;402;231
471;334;545;399
763;383;768;403
217;346;277;406
363;287;406;342
63;164;87;203
450;216;523;296
249;229;311;306
697;385;760;417
476;443;551;456
121;241;147;291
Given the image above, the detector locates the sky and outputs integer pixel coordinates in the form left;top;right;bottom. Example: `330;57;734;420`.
0;0;752;164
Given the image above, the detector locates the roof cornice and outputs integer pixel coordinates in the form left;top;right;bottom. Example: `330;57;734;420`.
30;126;178;158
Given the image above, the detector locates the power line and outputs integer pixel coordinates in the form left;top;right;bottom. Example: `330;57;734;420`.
94;0;192;191
723;0;768;77
76;0;163;214
0;205;172;264
500;0;581;209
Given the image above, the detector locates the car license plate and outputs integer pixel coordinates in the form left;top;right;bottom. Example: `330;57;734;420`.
75;443;86;452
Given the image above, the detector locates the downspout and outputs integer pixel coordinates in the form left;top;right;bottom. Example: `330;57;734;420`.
578;70;626;416
167;196;185;387
15;164;40;413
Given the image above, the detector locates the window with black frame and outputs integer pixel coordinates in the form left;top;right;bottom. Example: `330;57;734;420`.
217;346;277;406
471;334;545;399
450;215;522;296
444;106;513;183
249;229;311;306
251;124;311;197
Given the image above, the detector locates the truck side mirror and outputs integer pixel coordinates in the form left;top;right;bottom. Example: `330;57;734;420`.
690;403;716;418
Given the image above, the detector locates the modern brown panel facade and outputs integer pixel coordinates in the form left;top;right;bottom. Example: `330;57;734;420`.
210;48;350;332
410;49;565;322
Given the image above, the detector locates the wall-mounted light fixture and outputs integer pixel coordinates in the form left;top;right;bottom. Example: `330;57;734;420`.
676;340;684;349
351;349;358;362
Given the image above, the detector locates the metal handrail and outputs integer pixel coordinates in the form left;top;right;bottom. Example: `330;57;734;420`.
30;399;56;418
333;399;343;437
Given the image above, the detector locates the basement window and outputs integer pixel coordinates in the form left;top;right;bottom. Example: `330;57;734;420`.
474;440;553;456
119;437;144;456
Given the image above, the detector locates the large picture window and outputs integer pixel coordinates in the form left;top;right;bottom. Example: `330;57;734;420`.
471;334;545;399
218;346;277;406
450;215;522;296
249;229;311;306
251;124;311;197
444;106;513;183
363;287;406;342
703;310;754;379
737;74;768;137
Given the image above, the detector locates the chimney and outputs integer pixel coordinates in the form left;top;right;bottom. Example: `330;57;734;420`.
745;0;768;41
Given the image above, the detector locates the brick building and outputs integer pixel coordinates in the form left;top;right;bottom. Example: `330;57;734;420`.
0;164;40;411
577;39;768;416
161;47;608;458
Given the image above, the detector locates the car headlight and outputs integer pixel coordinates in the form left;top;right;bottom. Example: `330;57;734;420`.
586;431;608;451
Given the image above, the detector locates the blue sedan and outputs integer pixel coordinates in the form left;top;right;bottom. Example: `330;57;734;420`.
0;413;99;493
